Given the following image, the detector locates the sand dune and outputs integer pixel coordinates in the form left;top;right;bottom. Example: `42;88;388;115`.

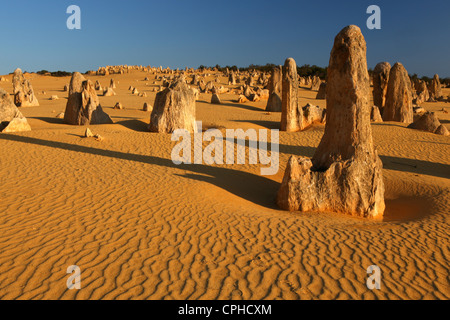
0;70;449;300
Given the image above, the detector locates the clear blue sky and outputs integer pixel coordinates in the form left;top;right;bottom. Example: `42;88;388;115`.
0;0;449;77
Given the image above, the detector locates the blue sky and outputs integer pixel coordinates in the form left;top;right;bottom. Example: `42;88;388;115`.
0;0;449;77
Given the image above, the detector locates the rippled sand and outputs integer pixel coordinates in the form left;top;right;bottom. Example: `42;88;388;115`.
0;71;449;299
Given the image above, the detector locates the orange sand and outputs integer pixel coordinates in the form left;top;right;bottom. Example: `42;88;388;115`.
0;70;449;300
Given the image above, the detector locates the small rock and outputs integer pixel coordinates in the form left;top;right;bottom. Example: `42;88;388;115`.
237;95;248;103
211;93;221;104
371;105;383;122
249;93;260;102
143;103;152;112
408;112;448;136
113;102;123;110
85;128;94;137
435;125;449;136
413;106;426;114
1;117;31;133
103;87;116;96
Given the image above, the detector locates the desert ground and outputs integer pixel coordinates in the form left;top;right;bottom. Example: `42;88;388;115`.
0;69;449;300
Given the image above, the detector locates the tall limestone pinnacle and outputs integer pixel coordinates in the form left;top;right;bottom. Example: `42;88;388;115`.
280;58;304;132
277;25;385;219
372;62;391;111
265;65;282;112
382;62;413;124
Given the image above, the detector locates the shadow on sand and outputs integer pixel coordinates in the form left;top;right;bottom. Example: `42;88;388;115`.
231;119;280;130
0;134;279;209
29;117;65;125
1;134;448;211
116;119;149;132
198;99;264;112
